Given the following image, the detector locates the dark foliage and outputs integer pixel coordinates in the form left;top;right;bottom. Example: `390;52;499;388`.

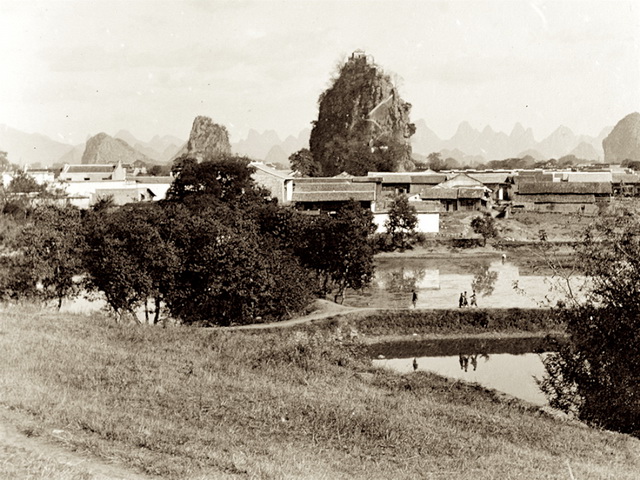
539;214;640;437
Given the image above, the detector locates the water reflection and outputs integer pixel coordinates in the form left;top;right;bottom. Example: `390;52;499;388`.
471;266;498;297
459;353;489;372
346;257;584;309
375;353;549;406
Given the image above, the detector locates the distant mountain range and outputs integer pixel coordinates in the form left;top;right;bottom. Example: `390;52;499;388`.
410;120;611;165
0;120;614;168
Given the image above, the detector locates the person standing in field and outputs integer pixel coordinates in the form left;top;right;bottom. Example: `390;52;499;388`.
411;290;418;308
459;292;464;308
470;290;477;307
413;358;418;371
463;291;469;307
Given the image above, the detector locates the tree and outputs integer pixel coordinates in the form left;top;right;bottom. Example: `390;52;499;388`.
167;155;268;208
296;201;376;303
538;214;640;437
470;213;498;246
7;172;45;194
289;148;320;177
83;204;180;323
384;194;418;250
163;204;316;326
4;205;85;308
427;152;444;171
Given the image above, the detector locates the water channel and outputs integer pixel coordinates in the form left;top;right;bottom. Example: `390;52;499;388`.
370;335;563;406
358;255;581;406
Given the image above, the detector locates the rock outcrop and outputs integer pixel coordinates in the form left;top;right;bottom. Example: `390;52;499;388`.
173;116;232;162
309;51;415;176
603;112;640;163
81;133;153;165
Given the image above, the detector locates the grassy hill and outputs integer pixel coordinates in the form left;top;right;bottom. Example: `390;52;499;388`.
0;306;637;479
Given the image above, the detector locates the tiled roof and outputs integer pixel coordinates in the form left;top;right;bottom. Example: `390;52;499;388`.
613;173;640;184
292;191;375;202
466;173;512;184
66;165;115;173
292;180;376;202
517;194;596;204
250;162;293;180
518;182;611;195
133;176;174;184
420;188;458;200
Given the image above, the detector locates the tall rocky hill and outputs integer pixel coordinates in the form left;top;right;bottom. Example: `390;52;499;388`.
81;133;153;165
172;116;232;162
603;112;640;163
309;51;415;176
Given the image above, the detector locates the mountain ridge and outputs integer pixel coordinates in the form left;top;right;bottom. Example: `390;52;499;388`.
0;119;625;168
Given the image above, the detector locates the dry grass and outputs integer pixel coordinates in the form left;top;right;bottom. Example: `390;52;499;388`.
0;305;638;479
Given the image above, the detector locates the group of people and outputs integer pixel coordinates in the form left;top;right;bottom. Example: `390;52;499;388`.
458;290;477;308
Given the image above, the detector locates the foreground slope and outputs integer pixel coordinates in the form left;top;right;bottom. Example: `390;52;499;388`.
0;307;637;479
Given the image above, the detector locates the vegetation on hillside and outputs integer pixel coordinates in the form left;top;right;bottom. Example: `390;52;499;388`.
304;52;415;176
0;308;637;479
539;212;640;437
0;155;377;325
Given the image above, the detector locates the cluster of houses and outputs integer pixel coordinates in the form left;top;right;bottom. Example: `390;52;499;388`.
2;162;173;209
3;160;639;234
251;162;637;233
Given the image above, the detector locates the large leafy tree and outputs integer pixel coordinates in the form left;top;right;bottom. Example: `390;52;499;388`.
168;154;268;208
163;206;315;326
1;205;85;308
539;213;640;437
470;213;498;247
296;201;376;303
385;194;418;250
83;204;180;323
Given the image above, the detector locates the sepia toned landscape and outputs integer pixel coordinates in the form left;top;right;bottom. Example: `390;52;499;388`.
1;1;639;479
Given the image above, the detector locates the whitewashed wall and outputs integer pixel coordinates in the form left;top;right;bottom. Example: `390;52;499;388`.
373;213;439;234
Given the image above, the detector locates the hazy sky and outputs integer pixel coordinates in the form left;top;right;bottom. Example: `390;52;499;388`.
1;0;639;145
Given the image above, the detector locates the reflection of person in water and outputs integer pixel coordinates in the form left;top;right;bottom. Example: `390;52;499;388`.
413;358;418;371
459;354;469;372
470;354;478;371
459;353;488;372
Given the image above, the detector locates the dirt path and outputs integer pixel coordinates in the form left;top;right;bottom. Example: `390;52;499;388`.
225;299;389;330
0;407;155;480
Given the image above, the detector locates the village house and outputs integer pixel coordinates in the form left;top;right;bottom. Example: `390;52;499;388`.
419;173;492;212
513;181;611;214
250;163;441;234
57;163;173;208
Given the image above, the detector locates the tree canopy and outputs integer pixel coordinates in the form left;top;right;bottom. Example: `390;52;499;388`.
539;213;640;437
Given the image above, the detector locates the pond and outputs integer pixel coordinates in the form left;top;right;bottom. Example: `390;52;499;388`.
371;335;561;406
345;255;585;309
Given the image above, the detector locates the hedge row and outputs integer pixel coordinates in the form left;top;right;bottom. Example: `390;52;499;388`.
349;308;564;336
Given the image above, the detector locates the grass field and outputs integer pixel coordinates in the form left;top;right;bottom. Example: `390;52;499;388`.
0;305;638;479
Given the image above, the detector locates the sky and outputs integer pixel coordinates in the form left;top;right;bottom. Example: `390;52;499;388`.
1;0;639;145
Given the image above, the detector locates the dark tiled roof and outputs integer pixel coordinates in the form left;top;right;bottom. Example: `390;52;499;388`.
517;194;596;204
66;165;115;173
518;182;611;195
420;188;458;200
133;176;174;184
292;180;376;202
